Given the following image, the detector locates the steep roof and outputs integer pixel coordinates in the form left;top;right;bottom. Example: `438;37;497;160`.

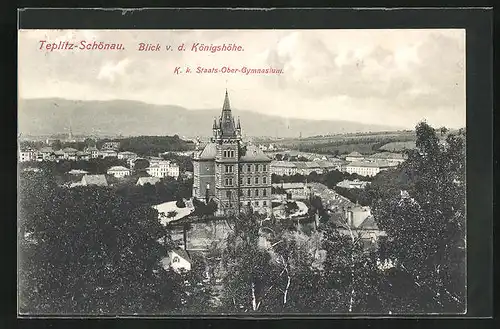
272;182;309;190
39;147;54;153
270;161;297;168
239;145;271;162
107;166;130;171
357;216;380;230
196;142;217;160
370;152;406;159
346;151;363;157
137;177;161;185
62;147;78;153
81;174;108;186
172;249;192;263
294;162;308;169
314;160;336;168
347;160;394;168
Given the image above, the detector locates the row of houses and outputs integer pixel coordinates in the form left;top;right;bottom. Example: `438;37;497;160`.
270;159;346;176
68;174;175;188
336;179;370;189
270;151;406;177
18;146;139;163
345;151;407;164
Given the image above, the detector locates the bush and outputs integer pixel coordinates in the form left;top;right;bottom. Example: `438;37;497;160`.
176;198;186;208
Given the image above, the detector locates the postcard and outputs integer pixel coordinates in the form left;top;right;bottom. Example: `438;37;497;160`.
17;11;473;317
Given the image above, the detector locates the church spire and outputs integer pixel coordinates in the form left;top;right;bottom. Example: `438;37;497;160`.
220;89;236;137
223;89;231;111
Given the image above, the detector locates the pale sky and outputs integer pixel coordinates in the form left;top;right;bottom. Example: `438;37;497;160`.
18;29;466;129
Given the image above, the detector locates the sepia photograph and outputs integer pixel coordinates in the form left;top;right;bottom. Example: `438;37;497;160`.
17;26;467;316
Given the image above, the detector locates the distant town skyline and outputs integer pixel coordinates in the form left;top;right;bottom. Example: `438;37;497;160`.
18;29;465;129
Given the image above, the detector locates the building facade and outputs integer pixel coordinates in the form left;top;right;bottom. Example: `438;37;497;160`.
345;161;396;177
107;166;131;178
192;91;272;217
146;160;180;178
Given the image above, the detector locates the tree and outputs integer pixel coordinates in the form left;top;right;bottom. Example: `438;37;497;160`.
134;159;150;171
51;139;62;151
176;198;186;208
84;138;96;147
18;172;185;314
371;121;466;313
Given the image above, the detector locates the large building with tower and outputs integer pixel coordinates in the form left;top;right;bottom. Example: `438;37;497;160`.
192;90;272;217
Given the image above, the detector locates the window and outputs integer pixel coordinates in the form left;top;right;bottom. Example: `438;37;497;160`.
255;189;259;197
263;177;267;184
226;190;232;198
239;178;243;185
255;177;259;184
263;201;267;206
247;177;251;185
256;201;260;206
255;164;260;171
263;165;267;172
173;256;180;263
223;150;227;157
263;189;267;197
247;189;251;197
247;164;252;172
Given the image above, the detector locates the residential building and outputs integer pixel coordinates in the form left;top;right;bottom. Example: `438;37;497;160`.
336;179;370;189
100;150;118;158
54;150;65;161
84;146;99;159
272;182;311;200
38;147;55;161
76;151;91;161
19;148;36;162
136;176;161;186
62;147;78;160
107;166;131;178
118;151;138;160
101;141;120;151
77;174;108;187
163;249;192;274
345;160;397;177
367;152;407;165
345;151;365;162
270;161;298;176
68;169;89;175
192;90;272;216
146;160;180;178
23;167;42;173
271;160;340;176
336;206;387;246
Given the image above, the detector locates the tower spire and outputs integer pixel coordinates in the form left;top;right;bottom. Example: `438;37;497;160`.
223;89;231;111
219;89;236;137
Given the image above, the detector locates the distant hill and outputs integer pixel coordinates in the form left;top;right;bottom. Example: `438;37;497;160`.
18;98;403;138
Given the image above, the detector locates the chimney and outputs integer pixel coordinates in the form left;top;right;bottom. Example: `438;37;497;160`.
347;211;353;228
183;224;188;251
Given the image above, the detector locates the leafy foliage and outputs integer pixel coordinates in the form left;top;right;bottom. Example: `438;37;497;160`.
371;121;466;312
117;135;194;157
18;171;184;314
